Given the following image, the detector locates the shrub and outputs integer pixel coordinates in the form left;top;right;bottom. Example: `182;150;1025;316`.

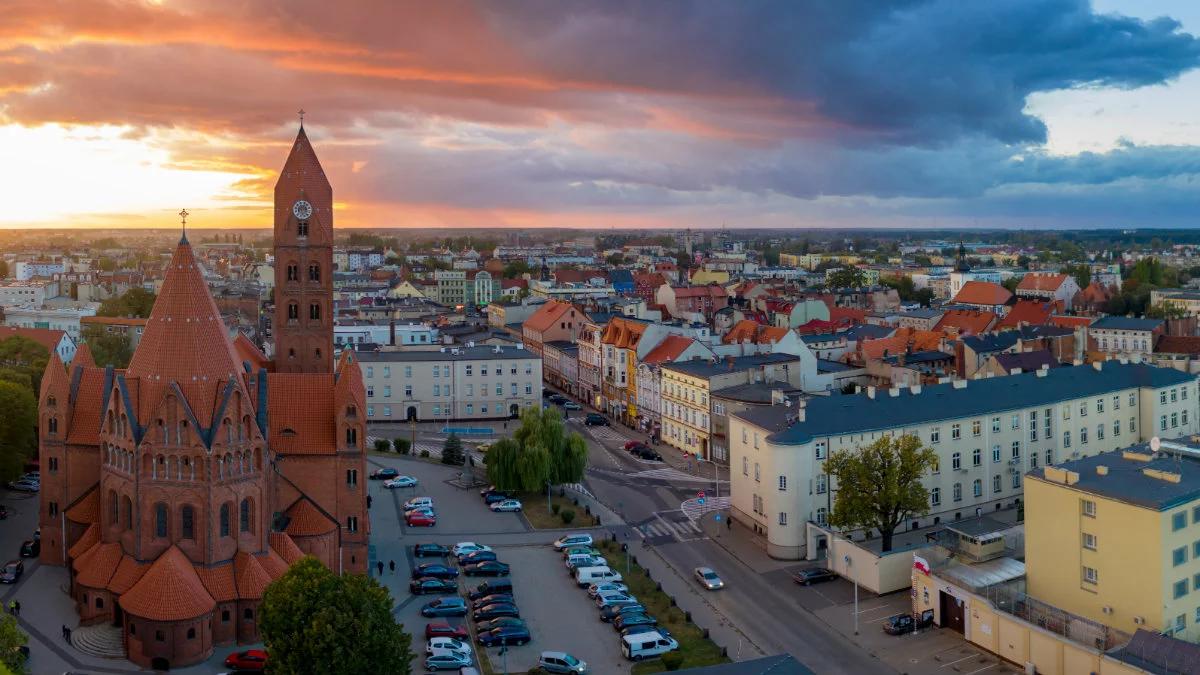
662;652;684;670
551;503;561;515
560;509;575;525
373;438;391;452
394;438;412;455
420;450;431;458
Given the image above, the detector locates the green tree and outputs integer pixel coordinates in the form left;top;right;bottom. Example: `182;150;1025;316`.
485;407;587;491
502;261;533;279
98;288;157;318
1001;277;1021;293
0;382;36;482
441;433;465;466
81;326;133;369
826;267;867;289
260;557;413;675
1060;263;1091;290
605;252;625;266
825;434;938;553
0;613;28;674
1146;302;1187;320
0;336;50;394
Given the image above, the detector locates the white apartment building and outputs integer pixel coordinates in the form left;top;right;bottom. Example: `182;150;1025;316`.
3;304;96;340
0;281;52;307
1089;316;1164;359
729;361;1198;559
334;321;439;347
356;344;542;423
14;260;64;281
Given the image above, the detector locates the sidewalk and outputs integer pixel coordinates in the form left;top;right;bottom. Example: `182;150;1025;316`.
696;513;793;575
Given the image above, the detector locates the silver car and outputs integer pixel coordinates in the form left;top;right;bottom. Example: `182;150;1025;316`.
587;582;628;599
694;566;724;590
538;651;588;673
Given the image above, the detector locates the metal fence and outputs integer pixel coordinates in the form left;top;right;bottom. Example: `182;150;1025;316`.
980;583;1132;651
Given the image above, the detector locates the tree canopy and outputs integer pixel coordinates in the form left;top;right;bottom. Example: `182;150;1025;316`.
826;267;867;289
486;407;587;492
0;613;28;674
0;382;36;482
502;260;533;279
260;557;413;675
441;433;465;466
825;434;938;553
0;336;50;394
98;288;156;318
82;326;134;369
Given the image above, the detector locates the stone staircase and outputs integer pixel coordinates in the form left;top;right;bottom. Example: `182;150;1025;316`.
70;623;125;659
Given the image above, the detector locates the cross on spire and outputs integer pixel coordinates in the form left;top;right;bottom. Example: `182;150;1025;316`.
179;208;190;243
298;108;306;129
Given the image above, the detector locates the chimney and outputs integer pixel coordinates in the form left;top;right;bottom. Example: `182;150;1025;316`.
1010;368;1022;376
1096;465;1109;476
911;385;922;394
867;386;876;399
389;318;396;346
1092;360;1102;372
952;379;968;389
889;387;900;397
1036;368;1048;378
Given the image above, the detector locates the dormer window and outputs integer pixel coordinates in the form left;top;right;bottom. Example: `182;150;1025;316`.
298;221;309;237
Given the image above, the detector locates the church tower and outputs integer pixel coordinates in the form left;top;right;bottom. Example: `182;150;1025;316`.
273;120;333;373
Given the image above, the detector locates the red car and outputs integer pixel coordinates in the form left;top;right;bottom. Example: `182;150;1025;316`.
425;622;469;640
623;440;647;450
406;512;436;527
224;649;268;671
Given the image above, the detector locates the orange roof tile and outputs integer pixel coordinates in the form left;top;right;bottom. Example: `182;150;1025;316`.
523;300;575;334
194;563;238;603
861;328;946;361
106;555;148;595
64;488;99;525
260;548;289;581
1050;315;1094;329
67;523;99;560
722;319;762;345
72;342;95;368
40;350;70;404
671;284;726;298
80;316;148;327
119;546;216;621
285;498;338;536
1018;273;1069;292
234;551;272;600
601;317;647;349
828;307;867;324
75;542;123;589
65;366;106;446
953;281;1012;306
233;333;268;370
0;326;66;353
268;373;336;455
642;335;696;364
996;300;1055;330
935;310;997;336
269;532;307;564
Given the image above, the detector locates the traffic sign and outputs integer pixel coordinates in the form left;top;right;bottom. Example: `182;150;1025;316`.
697;490;705;499
715;514;722;522
698;497;705;506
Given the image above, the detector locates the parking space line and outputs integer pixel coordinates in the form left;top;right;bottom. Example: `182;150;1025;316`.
855;604;897;616
939;654;977;668
965;664;998;675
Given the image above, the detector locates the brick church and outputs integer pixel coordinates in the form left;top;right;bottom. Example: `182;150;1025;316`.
36;123;369;669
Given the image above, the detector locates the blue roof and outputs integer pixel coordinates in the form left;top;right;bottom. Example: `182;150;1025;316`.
662;353;797;378
1091;316;1164;331
843;324;894;341
801;332;844;344
962;332;1019;354
737;362;1192;446
1030;441;1200;511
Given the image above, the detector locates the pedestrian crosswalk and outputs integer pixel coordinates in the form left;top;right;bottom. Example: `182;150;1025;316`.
681;495;731;523
636;511;703;541
630;467;727;484
586;425;630;445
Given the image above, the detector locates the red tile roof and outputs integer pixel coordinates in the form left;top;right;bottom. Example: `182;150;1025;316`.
269;532;306;564
523;300;575;334
1050;315;1093;329
73;342;95;368
233;333;268;370
234;551;272;600
953;281;1012;306
260;548;290;580
828;307;867;324
67;523;99;560
194;563;238;603
600;317;647;349
632;272;667;288
64;488;99;525
268;373;336;455
119;546;216;621
1156;335;1200;355
0;326;65;354
996;300;1055;330
107;555;149;595
1018;273;1070;292
935;310;997;336
285;498;338;536
861;329;946;361
75;542;123;589
721;319;789;345
671;284;726;298
65;366;106;446
642;335;697;364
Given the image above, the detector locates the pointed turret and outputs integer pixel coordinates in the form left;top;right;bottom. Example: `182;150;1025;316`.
72;342;95;369
40;350;70;403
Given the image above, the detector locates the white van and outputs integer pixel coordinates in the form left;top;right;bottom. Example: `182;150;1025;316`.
574;566;622;587
621;631;679;661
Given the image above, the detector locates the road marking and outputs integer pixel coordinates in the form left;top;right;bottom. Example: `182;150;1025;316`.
855;603;898;616
681;495;731;523
964;664;998;675
939;654;978;669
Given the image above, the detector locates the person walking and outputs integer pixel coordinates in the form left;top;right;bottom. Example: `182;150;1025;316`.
376;561;384;577
388;560;396;575
14;601;20;617
61;625;69;641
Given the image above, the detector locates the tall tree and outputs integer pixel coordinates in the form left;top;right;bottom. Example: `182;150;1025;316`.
81;326;134;368
0;613;28;674
260;557;413;675
0;382;36;481
0;336;49;394
825;434;938;553
97;288;157;318
485;407;587;491
826;267;867;289
441;433;465;466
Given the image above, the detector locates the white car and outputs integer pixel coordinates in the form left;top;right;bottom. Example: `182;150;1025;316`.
384;476;418;489
693;566;724;590
427;637;474;656
594;591;634;608
489;499;523;513
404;497;433;511
553;534;594;550
587;582;628;599
452;542;492;557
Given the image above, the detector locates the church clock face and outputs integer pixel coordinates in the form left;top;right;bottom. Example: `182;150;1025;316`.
292;199;313;221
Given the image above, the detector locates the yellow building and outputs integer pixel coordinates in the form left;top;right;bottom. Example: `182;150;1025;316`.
1025;440;1200;642
690;269;730;285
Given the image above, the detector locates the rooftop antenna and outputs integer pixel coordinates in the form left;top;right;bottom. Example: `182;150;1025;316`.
178;208;190;244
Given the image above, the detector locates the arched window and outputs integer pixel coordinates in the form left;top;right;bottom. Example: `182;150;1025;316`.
345;427;357;447
225;419;233;445
308;263;320;282
287;303;299;321
220;503;231;538
177;420;188;445
240;498;253;534
48;417;57;434
181;505;194;540
122;496;132;529
309;303;321;321
286;264;298;282
254;447;262;471
158;419;167;444
154;503;168;539
297;220;308;237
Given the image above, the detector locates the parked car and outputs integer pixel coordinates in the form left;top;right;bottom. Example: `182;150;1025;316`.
613;613;658;633
452;542;492;557
412;563;459;580
631;446;662;461
475;443;492;454
600;602;644;623
471;594;515;610
792;567;837;586
562;401;582;411
548;394;568;404
224;649;268;671
421;597;468;617
561;545;600;559
621;631;678;661
483;492;511;505
693;567;724;590
587;582;628;599
464;561;510;577
883;611;934;635
383;476;418;489
414;543;450;558
19;540;39;558
20;472;38;483
424;622;469;640
623;440;645;450
566;555;606;572
405;507;437;519
479;486;501;497
489;499;523;513
554;534;594;550
410;577;458;595
575;566;621;587
538;651;588;674
406;512;436;527
584;413;608;426
369;467;399;480
404;497;434;511
475;617;526;633
472;603;520;622
0;561;23;584
426;637;474;656
425;652;472;671
594;591;635;608
477;625;531;647
467;579;513;600
6;480;38;493
459;552;497;567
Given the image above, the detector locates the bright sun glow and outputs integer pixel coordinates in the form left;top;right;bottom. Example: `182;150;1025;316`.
0;123;257;226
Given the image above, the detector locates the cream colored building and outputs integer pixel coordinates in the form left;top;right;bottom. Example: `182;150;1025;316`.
1026;439;1200;642
729;362;1198;559
356;344;542;423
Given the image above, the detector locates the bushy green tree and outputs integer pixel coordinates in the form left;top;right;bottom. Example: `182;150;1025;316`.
825;434;938;553
0;336;49;395
0;382;36;482
441;433;465;466
81;326;133;369
260;557;413;675
97;288;156;318
486;407;588;491
0;613;28;674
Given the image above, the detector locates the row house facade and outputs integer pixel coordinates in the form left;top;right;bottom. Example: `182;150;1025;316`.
577;320;604;409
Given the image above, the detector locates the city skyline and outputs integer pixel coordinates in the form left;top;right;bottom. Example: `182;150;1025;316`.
7;0;1200;231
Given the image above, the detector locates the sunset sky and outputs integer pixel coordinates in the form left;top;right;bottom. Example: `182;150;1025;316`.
6;0;1200;230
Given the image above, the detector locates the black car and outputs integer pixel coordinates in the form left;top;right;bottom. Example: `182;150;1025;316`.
0;560;23;584
792;567;837;586
464;561;510;577
631;446;662;461
370;468;399;480
472;603;520;622
584;413;608;426
468;579;514;600
599;602;644;623
471;594;515;610
18;540;38;558
482;492;510;505
477;625;531;647
458;550;498;565
883;611;934;635
409;577;458;595
548;394;567;404
614;613;658;633
412;563;459;580
414;543;450;558
480;485;501;497
475;617;526;633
